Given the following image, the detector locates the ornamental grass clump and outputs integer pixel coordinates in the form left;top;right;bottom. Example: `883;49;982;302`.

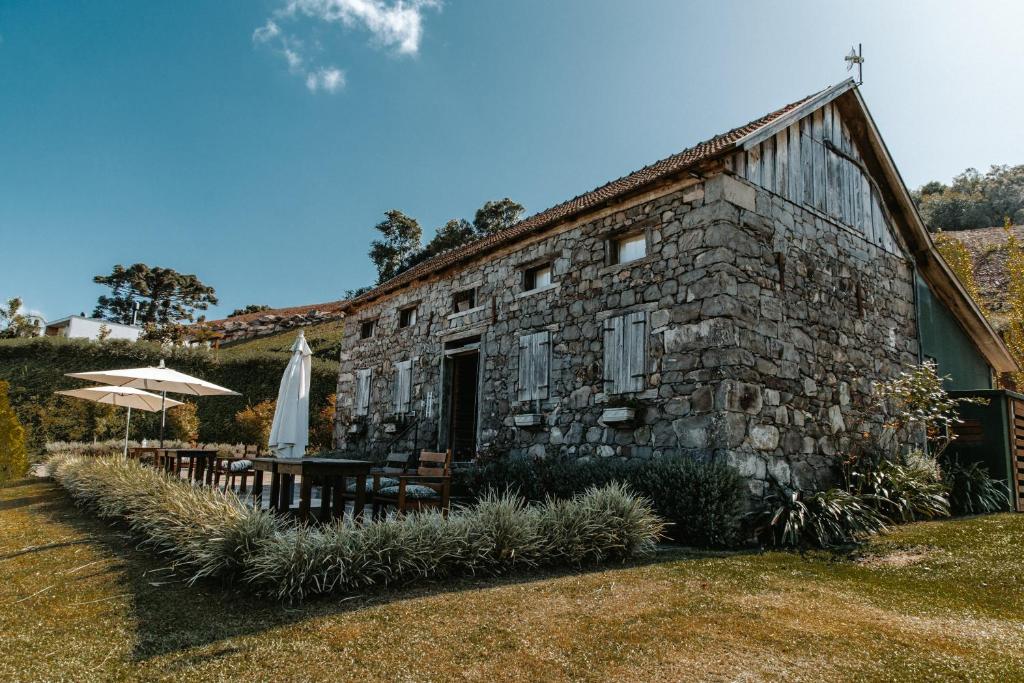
48;454;285;580
46;454;664;602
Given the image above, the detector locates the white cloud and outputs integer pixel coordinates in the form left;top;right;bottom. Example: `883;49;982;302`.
252;20;280;44
253;0;440;93
306;67;346;93
283;0;440;56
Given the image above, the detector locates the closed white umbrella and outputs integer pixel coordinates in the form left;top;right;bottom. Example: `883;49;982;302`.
268;331;312;459
66;360;239;445
56;386;184;457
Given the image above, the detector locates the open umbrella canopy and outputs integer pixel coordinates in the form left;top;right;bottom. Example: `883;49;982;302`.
66;360;239;396
269;331;312;459
56;385;184;412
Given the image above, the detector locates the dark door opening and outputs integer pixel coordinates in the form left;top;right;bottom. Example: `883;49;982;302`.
446;351;479;460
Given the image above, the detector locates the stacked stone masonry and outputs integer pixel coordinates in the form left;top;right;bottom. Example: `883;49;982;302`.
336;172;920;499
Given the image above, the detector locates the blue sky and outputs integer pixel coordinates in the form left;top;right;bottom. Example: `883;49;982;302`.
2;0;1023;322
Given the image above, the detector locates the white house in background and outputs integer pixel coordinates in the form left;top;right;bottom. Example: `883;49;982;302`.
43;315;142;341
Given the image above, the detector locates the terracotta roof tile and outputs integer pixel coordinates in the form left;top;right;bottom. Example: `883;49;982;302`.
344;86;823;310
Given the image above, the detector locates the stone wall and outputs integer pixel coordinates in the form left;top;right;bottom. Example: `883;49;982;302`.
336;172;922;499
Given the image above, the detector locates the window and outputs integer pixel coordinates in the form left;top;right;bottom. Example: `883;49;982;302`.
518;330;551;401
603;311;646;394
399;306;417;328
452;288;477;313
359;319;376;339
355;368;372;416
523;264;552;291
393;359;412;414
610;232;647;265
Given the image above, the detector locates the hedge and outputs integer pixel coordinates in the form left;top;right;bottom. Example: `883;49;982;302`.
0;336;338;451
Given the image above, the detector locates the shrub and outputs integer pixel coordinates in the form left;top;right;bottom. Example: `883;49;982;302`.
47;454;664;602
234;400;276;451
0;380;29;483
762;488;889;549
843;448;951;523
941;456;1009;515
167;401;200;443
464;454;744;548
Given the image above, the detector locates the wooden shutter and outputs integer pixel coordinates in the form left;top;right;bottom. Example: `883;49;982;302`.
624;311;646;393
393;360;412;414
518;331;550;401
355;368;372;416
604;312;645;394
603;315;624;393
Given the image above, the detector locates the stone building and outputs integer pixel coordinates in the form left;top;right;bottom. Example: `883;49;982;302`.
334;79;1015;496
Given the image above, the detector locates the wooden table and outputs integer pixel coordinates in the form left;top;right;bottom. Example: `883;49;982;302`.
127;446;160;464
251;457;373;523
152;448;220;484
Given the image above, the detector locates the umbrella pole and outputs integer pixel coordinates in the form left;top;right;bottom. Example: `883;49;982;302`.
123;406;132;459
159;391;166;447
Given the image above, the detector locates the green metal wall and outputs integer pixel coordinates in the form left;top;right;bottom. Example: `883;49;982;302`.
915;271;993;390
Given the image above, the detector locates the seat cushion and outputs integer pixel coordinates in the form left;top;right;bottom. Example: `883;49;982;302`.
377;483;440;499
229;459;253;472
346;476;397;492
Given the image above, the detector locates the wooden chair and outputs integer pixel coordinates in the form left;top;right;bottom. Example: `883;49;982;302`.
213;445;258;493
372;450;452;517
336;452;413;512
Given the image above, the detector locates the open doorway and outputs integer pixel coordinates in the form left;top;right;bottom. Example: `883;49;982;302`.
442;339;480;460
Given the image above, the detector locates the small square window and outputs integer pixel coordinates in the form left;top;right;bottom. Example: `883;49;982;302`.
453;288;477;313
610;232;647;265
399;306;417;328
523;264;552;291
359;319;376;339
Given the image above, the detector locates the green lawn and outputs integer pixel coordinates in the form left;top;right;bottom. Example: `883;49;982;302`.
2;478;1022;682
217;318;346;360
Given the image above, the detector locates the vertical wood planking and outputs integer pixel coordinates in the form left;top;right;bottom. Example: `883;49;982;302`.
517;335;532;401
787;122;801;203
811;109;826;212
625;312;646;393
801;118;814;207
762;137;775;193
746;146;762;186
775;128;788;197
603;316;622;393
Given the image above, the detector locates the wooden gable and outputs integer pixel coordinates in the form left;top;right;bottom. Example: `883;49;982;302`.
727;94;900;255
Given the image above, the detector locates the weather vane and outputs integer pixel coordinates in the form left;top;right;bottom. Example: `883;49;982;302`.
845;44;864;85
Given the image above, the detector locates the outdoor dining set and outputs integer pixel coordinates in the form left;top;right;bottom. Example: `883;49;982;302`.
57;330;453;524
126;445;454;523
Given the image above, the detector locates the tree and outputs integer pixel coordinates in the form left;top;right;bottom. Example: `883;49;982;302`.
0;297;40;338
914;165;1024;231
167;401;200;443
473;198;525;236
309;393;337;449
0;381;28;483
229;304;272;318
403;218;475;270
93;263;218;326
369;210;422;284
234;400;276;451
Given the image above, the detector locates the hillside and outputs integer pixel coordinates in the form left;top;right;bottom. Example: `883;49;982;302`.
218;318;346;362
946;225;1024;328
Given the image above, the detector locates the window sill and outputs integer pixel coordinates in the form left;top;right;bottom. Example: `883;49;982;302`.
599;255;654;276
515;282;560;299
447;305;486;321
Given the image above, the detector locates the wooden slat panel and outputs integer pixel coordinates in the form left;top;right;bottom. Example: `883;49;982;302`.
774;128;788;197
762;137;775;193
787;121;801;203
625;311;647;393
746;146;761;186
811;109;826;211
355;368;372;416
604;316;623;393
801;118;814;207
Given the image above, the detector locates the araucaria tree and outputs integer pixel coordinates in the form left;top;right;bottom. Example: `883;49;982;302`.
369;210;423;284
93;263;218;326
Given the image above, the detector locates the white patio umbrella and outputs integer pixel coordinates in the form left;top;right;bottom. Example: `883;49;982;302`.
55;386;183;457
66;360;239;445
268;331;312;459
